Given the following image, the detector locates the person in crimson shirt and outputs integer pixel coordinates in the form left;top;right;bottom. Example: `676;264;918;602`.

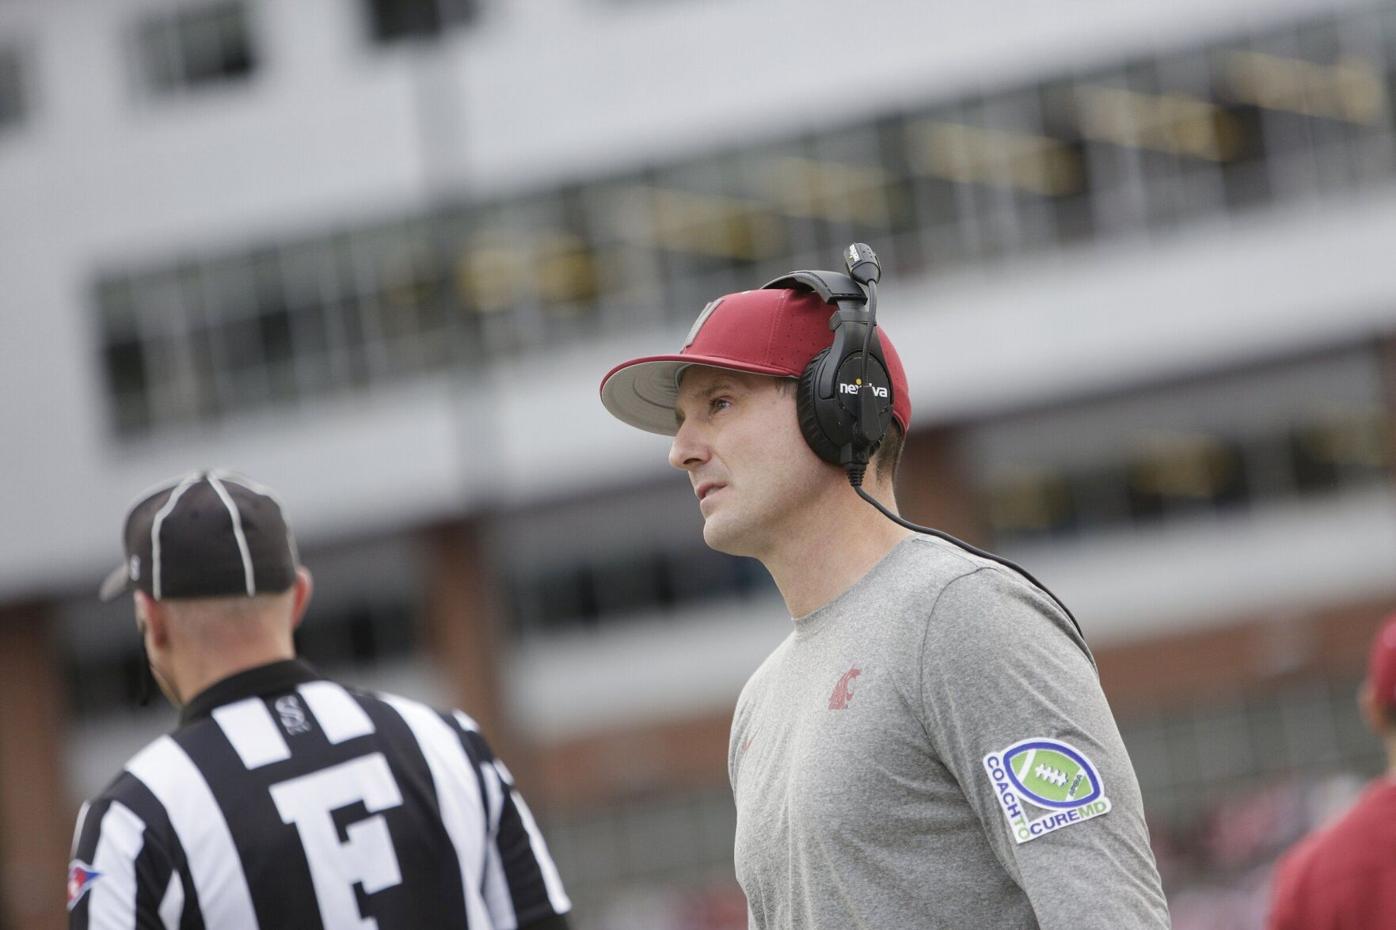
1266;611;1396;930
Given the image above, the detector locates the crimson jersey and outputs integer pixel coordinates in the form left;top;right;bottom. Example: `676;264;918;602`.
1267;778;1396;930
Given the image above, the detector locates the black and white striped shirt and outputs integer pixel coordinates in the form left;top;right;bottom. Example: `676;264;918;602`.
68;660;572;929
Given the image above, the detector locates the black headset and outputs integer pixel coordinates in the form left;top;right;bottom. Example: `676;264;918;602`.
763;243;1084;639
764;242;893;478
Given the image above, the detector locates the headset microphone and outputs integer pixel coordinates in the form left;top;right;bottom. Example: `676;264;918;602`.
844;242;881;287
845;244;884;453
764;243;1083;638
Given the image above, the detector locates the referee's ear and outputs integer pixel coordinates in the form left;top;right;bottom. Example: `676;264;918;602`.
134;590;171;648
289;566;314;631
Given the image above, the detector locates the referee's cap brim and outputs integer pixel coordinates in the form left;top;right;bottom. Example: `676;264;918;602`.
99;563;132;601
599;354;801;436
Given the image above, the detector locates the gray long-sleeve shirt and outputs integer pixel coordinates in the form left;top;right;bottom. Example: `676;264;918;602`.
728;536;1170;929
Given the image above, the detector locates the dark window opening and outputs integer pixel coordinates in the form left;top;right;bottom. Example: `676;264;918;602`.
365;0;480;44
0;45;27;131
137;2;257;95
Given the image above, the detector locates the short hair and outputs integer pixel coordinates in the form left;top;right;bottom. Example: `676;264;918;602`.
872;420;906;483
157;590;295;644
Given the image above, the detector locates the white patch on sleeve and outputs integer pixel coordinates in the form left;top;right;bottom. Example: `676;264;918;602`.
981;738;1112;844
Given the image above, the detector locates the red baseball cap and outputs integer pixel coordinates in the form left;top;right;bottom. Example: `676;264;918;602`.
1368;612;1396;710
599;287;911;436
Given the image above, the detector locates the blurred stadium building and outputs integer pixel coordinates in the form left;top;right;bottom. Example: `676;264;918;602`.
2;0;1396;927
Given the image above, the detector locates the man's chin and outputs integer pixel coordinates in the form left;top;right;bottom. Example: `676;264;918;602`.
701;515;753;557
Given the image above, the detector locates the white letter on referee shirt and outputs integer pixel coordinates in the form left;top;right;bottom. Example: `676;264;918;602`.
269;754;404;930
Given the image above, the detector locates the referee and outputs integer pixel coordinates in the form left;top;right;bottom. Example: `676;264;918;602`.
68;470;572;929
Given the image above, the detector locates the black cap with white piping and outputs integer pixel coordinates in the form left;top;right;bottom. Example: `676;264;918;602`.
99;470;299;602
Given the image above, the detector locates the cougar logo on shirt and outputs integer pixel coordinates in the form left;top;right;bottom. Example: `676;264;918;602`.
828;666;862;710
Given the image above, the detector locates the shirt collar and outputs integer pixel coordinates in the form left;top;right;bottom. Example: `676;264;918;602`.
179;658;322;726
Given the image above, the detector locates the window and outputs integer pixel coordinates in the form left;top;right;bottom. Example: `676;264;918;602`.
506;544;771;638
136;2;257;95
365;0;480;44
98;278;153;434
1290;407;1391;492
1119;676;1380;827
0;44;27;132
968;349;1393;546
95;3;1396;437
294;601;417;670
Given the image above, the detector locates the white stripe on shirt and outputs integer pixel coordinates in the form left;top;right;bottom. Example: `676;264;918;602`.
381;695;496;930
71;801;91;858
298;681;375;744
495;759;572;915
158;868;184;930
88;800;144;927
479;760;512;924
127;736;260;929
213;698;291;769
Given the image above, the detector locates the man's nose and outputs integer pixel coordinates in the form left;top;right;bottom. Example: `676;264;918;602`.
668;419;709;471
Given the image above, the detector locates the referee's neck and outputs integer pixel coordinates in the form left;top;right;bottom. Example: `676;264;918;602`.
173;647;299;707
150;573;312;706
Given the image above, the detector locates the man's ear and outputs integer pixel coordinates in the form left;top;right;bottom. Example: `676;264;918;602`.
289;567;314;630
135;591;171;648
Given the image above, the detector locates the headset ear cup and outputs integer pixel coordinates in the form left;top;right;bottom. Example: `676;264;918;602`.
797;348;843;465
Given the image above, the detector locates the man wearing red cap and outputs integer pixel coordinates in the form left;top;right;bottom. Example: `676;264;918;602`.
600;265;1169;929
1266;612;1396;930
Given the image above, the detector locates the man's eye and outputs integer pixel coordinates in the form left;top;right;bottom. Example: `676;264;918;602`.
710;397;732;413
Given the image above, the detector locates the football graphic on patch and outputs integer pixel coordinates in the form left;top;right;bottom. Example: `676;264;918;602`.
1002;739;1102;809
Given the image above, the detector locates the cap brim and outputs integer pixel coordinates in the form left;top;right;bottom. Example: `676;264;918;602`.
600;354;799;435
98;564;131;601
